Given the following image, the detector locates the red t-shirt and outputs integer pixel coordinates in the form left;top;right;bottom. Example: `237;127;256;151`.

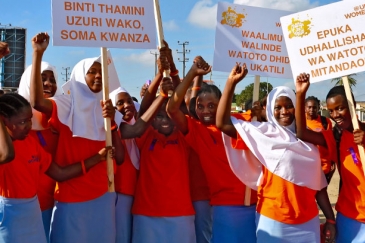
115;138;138;196
323;128;365;222
185;117;257;206
0;135;51;198
29;129;58;211
132;126;194;217
48;100;109;203
188;148;210;201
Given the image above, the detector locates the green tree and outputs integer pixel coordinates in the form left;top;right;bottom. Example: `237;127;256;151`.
235;82;273;107
331;73;357;87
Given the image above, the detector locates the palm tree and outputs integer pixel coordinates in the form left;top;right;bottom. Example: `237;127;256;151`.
331;73;357;87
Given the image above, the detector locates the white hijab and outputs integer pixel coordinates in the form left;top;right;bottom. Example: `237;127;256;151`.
223;86;327;191
18;62;62;130
54;51;121;141
110;87;140;170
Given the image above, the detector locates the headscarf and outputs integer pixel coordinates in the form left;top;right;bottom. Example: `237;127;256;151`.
18;62;62;130
223;86;327;191
110;87;140;169
54;51;121;141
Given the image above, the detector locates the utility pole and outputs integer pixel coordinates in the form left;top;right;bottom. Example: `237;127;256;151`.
150;51;159;76
176;41;190;78
62;67;70;82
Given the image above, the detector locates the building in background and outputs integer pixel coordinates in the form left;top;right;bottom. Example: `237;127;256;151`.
0;26;26;90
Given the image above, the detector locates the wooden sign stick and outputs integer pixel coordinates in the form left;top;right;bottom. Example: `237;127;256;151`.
342;76;365;176
101;47;115;192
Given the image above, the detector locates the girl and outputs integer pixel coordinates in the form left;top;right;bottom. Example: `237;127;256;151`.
167;57;257;243
110;86;139;243
216;64;334;243
0;93;113;243
29;32;124;243
18;61;62;241
296;73;365;243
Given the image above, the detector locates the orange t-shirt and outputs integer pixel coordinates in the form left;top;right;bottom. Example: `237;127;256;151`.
306;116;333;174
185;117;257;206
0;135;51;198
29;129;58;211
323;129;365;222
132;126;194;217
232;131;318;224
48;100;109;203
115;138;138;196
188;148;210;201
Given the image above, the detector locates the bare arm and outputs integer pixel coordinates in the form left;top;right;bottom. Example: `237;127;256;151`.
29;33;53;118
0;119;14;164
216;64;248;138
46;146;113;182
315;189;336;243
0;42;10;59
295;73;327;147
167;56;211;135
120;78;174;139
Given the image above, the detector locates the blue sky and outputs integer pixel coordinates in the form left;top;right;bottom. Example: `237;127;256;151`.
2;0;364;102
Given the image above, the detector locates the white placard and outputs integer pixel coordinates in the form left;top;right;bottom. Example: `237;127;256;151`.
213;2;292;78
281;0;365;83
52;0;157;49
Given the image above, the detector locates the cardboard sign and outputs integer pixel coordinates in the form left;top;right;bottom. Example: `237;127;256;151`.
52;0;157;48
213;2;292;78
281;0;365;83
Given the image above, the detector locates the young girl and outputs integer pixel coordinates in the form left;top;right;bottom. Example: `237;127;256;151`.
110;86;139;243
18;61;62;241
296;73;365;243
0;93;113;243
216;64;334;243
29;32;124;243
167;57;257;243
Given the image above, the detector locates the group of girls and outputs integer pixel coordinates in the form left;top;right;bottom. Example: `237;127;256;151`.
0;30;365;243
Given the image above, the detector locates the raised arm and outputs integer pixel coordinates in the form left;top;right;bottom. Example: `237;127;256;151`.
0;119;14;164
216;64;248;138
0;42;10;59
29;33;53;118
295;73;327;147
160;40;180;88
167;56;211;135
120;77;174;139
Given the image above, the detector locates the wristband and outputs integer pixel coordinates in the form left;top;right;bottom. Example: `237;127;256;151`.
111;120;118;132
81;160;87;174
170;70;179;77
326;219;336;225
159;90;168;98
192;87;200;91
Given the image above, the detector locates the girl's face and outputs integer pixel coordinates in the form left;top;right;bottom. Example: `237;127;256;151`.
305;100;319;119
326;94;352;130
273;96;295;126
4;106;32;140
42;70;57;98
195;92;219;126
85;62;102;93
115;92;136;122
152;102;174;136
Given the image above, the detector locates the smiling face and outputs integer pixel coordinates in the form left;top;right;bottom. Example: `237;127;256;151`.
42;70;57;98
273;96;295;127
115;92;136;122
85;62;102;93
326;94;352;131
4;106;32;140
195;92;219;126
152;102;174;136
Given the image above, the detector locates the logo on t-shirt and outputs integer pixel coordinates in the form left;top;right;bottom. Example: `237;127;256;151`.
28;155;40;163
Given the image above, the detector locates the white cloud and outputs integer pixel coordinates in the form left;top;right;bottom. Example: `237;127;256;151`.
233;0;319;11
187;0;218;29
163;20;179;31
122;50;157;67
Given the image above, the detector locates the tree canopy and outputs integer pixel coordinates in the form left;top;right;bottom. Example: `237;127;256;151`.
235;82;273;107
331;73;357;87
